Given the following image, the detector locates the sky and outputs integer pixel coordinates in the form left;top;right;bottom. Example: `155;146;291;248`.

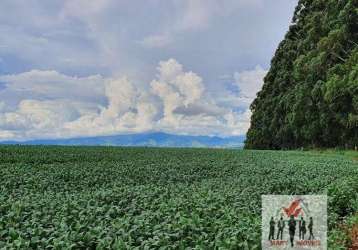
0;0;297;140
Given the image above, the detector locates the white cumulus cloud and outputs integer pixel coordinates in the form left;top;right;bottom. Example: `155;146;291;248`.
0;59;266;140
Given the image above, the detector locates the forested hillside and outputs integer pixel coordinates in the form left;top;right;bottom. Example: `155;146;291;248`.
245;0;358;149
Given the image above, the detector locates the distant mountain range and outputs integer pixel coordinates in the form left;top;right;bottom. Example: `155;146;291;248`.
0;132;245;148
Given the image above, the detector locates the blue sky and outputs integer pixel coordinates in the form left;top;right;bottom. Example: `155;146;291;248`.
0;0;297;140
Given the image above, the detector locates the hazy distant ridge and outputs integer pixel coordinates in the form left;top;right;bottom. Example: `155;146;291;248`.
0;132;245;148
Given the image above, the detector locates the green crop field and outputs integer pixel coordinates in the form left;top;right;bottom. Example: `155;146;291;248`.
0;146;357;249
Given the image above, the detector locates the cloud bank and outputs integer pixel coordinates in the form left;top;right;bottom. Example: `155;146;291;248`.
0;59;266;140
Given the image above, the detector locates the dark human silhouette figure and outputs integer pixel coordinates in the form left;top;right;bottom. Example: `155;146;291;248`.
276;217;285;240
269;217;275;240
308;217;314;240
288;215;296;247
299;217;306;240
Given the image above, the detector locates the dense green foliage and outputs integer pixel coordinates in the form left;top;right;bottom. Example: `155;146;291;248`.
0;146;357;249
245;0;358;149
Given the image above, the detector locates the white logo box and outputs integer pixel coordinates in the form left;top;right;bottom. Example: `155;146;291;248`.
262;195;327;250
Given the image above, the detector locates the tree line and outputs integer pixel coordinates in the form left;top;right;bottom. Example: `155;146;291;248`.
245;0;358;149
